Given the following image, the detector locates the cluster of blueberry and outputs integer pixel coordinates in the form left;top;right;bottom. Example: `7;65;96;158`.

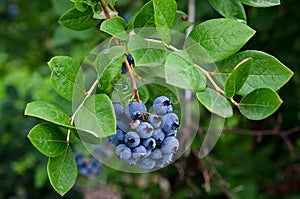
109;96;180;170
74;152;102;177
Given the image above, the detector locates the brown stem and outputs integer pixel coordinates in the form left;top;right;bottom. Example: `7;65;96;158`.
100;0;111;19
124;58;141;103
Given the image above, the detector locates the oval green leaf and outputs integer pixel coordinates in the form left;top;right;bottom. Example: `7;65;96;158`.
25;101;71;128
59;8;99;31
28;123;67;157
225;57;253;98
208;0;246;22
74;94;116;140
48;56;85;101
128;35;168;66
47;146;77;196
153;0;177;44
240;0;280;7
238;88;283;120
133;1;155;29
165;50;206;92
214;50;294;96
95;46;125;92
196;88;233;118
184;18;255;63
100;16;128;40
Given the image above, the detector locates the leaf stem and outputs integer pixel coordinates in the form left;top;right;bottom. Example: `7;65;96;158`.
66;79;99;144
145;38;225;94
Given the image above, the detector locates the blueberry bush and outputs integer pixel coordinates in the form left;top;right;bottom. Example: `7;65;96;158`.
1;0;298;198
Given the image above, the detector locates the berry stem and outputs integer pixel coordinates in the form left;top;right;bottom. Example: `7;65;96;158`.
100;0;111;19
124;58;141;103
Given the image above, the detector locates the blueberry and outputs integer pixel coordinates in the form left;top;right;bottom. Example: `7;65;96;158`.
126;54;135;65
162;113;180;134
117;119;130;132
151;148;163;160
165;129;177;137
121;62;127;74
160;136;179;154
142;137;156;149
147;114;161;128
125;157;138;165
155;160;165;168
137;122;154;138
153;96;173;115
161;153;173;164
132;145;147;159
125;102;147;120
116;144;132;160
113;102;125;116
79;167;89;176
109;129;125;145
124;131;140;148
152;129;165;145
137;157;156;170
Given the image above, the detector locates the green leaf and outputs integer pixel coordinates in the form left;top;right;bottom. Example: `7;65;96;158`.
224;57;253;98
214;50;294;96
27;123;67;157
133;1;155;29
106;0;118;6
208;0;246;22
100;16;127;40
240;0;280;7
238;88;282;120
95;46;125;92
59;8;99;31
153;0;177;44
48;56;85;101
25;101;71;128
196;88;233;118
165;50;206;92
172;11;193;33
128;35;167;66
75;0;88;12
184;18;255;63
47;146;77;196
74;94;116;140
147;83;179;104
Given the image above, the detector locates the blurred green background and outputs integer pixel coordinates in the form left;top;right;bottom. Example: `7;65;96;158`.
1;0;300;198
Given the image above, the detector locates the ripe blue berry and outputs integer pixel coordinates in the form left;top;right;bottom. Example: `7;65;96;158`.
137;122;154;138
153;96;173;115
152;129;165;145
125;102;147;120
147;114;161;128
165;129;177;137
162;113;180;134
126;54;135;65
113;102;125;116
160;136;179;154
109;129;125;145
132;145;147;159
161;153;173;164
125;157;138;165
151;148;163;159
137;157;156;170
142;137;156;149
116;144;132;160
124;131;140;148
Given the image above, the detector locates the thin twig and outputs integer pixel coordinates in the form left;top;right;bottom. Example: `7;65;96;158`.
124;58;141;103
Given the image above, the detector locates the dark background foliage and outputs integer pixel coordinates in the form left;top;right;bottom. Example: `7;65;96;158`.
0;0;299;198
